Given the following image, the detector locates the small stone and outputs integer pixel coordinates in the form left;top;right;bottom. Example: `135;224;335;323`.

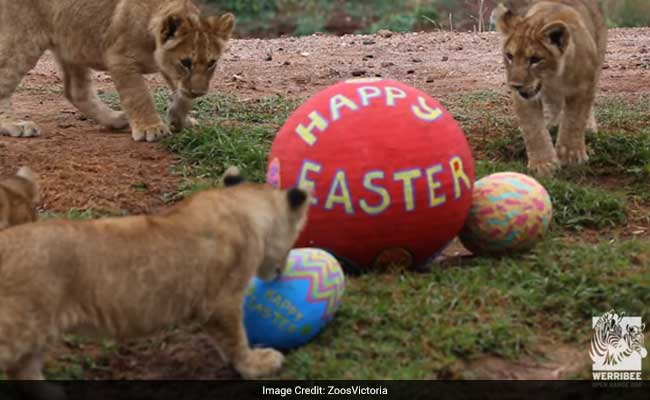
412;58;423;63
441;56;449;62
407;69;415;74
283;60;292;66
381;62;395;68
363;39;377;45
352;70;367;77
377;29;393;38
264;53;273;61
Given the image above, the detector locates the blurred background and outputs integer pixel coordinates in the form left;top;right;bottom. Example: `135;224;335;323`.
205;0;650;38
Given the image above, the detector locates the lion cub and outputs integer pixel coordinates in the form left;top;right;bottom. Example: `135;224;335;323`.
0;167;38;230
0;168;310;380
0;0;234;142
496;0;607;176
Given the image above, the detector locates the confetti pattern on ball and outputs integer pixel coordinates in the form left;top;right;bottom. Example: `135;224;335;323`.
244;248;345;349
459;172;552;254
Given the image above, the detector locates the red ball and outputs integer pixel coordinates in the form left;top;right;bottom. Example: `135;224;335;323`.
267;79;474;270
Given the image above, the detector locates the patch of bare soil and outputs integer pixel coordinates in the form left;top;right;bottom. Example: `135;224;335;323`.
463;344;590;379
49;327;237;380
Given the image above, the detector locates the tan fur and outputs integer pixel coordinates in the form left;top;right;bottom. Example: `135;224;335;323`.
0;167;38;230
0;176;310;380
496;0;607;176
0;0;234;141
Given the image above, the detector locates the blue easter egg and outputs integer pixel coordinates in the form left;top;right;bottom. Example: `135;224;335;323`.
244;248;346;349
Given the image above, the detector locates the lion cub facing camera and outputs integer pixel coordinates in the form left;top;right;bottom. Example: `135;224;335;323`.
496;0;607;177
0;168;310;380
0;0;234;142
0;167;38;230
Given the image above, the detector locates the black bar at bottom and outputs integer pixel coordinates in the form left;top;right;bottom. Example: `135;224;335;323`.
0;380;647;400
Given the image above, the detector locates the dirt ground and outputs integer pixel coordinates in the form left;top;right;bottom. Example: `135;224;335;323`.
1;28;650;379
2;28;650;214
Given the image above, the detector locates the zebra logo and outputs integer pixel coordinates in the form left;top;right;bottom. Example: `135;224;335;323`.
591;310;647;373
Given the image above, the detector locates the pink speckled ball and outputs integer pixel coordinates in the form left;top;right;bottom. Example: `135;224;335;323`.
459;172;552;254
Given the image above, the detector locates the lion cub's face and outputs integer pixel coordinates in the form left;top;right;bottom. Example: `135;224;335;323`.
223;170;310;282
257;187;310;281
497;8;570;100
155;13;235;98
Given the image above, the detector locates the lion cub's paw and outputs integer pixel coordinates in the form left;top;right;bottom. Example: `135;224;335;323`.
586;115;598;133
132;123;172;142
528;157;560;178
556;145;589;166
0;120;41;138
169;116;199;133
235;348;284;379
105;111;130;130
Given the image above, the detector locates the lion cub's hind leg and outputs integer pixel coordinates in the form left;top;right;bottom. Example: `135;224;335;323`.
60;62;129;130
0;34;46;138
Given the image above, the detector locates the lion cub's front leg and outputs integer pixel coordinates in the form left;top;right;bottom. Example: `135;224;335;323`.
513;95;559;177
107;58;171;142
207;303;284;379
556;93;594;165
168;92;199;132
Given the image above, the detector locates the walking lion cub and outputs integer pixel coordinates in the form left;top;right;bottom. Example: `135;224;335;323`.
496;0;607;176
0;168;310;380
0;0;234;141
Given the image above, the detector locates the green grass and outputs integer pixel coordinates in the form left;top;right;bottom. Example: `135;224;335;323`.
164;124;276;183
163;94;299;185
282;239;650;379
471;93;650;181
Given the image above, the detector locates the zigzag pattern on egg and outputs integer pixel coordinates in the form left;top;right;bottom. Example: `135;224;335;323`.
281;250;346;320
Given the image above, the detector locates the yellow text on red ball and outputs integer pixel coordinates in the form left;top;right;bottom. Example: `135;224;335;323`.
294;85;444;146
296;157;472;216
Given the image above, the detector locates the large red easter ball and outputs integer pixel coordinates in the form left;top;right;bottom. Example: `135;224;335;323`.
266;78;474;271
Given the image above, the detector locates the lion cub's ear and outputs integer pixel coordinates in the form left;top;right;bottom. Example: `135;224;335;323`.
16;166;39;203
208;13;235;39
16;166;35;184
495;4;521;35
160;15;188;43
541;21;571;53
287;187;309;210
222;166;245;187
